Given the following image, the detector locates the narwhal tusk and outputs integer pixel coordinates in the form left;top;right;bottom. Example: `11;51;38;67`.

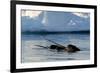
34;45;49;49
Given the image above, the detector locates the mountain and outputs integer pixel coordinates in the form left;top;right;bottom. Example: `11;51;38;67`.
21;11;90;32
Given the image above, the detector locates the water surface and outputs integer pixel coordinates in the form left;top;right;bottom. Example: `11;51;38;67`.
21;33;90;63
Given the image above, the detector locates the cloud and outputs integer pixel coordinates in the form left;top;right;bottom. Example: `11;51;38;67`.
72;12;90;18
21;10;42;18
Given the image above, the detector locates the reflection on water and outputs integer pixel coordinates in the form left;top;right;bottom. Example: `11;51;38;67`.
21;33;90;63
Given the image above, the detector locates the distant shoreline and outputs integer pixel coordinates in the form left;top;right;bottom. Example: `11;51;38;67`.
22;30;90;35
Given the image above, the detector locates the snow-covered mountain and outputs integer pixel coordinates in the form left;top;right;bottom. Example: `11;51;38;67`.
21;11;90;32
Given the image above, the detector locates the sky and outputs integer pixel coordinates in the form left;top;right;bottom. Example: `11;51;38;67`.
21;10;90;31
21;10;89;18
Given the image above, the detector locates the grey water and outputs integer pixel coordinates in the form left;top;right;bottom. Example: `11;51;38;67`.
21;33;90;63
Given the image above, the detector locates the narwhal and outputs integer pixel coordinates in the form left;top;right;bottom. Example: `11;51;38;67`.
35;39;80;53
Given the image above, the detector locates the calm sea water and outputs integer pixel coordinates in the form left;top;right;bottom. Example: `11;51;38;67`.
21;33;90;63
